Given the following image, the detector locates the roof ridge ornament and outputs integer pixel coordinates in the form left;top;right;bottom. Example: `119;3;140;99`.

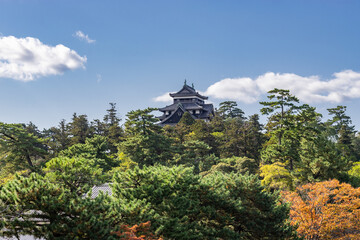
184;79;187;86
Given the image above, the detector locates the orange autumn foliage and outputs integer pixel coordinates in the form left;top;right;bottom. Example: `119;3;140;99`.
282;180;360;240
112;221;163;240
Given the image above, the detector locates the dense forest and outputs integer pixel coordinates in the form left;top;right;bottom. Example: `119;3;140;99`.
1;88;360;239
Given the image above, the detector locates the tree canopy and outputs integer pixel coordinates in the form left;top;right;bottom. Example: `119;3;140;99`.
1;91;360;239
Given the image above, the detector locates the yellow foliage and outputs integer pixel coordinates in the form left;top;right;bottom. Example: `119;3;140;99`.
260;162;293;191
111;152;137;173
184;131;195;141
0;170;28;186
211;131;224;138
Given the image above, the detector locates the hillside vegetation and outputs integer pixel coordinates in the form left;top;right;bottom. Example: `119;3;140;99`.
1;89;360;239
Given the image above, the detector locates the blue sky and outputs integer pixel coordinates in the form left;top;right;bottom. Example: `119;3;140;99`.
1;0;360;129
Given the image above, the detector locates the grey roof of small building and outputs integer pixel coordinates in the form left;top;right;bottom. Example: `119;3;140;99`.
90;183;112;199
0;235;43;240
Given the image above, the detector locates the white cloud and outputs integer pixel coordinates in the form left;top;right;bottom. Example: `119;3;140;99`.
153;92;173;103
97;74;102;83
205;77;260;104
74;31;95;44
205;70;360;104
154;70;360;104
0;36;87;81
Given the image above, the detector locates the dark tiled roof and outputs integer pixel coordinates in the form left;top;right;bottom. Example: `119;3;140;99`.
158;103;215;125
200;104;215;118
159;102;204;111
160;103;186;124
169;84;208;99
203;103;214;112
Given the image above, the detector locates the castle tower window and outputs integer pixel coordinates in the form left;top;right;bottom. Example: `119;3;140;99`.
195;110;200;114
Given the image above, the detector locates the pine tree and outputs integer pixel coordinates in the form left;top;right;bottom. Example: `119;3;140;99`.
43;119;71;155
0;173;118;239
218;101;245;120
121;108;171;166
0;122;47;172
112;165;299;239
68;113;92;144
60;135;118;173
103;103;123;153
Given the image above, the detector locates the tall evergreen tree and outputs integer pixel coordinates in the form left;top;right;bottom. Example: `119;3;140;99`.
260;88;300;146
260;89;303;170
0;122;47;172
121;108;171;166
218;101;245;120
245;114;264;162
60;135;117;173
103;103;123;153
43;119;71;155
68;113;91;144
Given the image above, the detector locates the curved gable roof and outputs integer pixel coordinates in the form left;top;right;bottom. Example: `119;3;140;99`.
169;84;208;100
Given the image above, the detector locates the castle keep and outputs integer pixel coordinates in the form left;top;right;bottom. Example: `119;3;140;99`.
158;82;214;126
